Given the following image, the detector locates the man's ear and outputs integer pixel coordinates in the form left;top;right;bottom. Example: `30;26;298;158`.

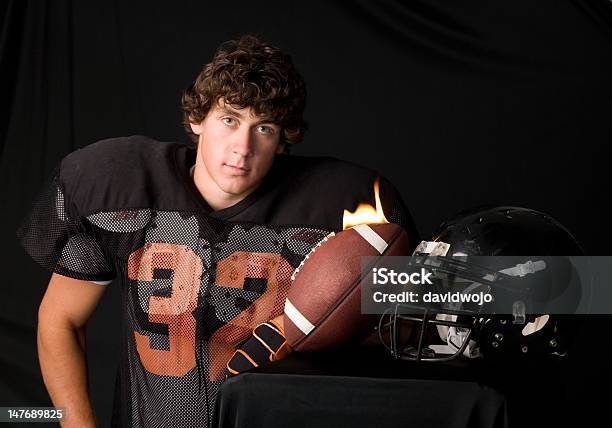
190;120;204;136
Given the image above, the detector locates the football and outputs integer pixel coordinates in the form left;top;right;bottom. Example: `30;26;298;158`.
283;223;411;352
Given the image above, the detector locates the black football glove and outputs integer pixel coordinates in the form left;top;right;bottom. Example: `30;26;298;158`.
226;319;292;378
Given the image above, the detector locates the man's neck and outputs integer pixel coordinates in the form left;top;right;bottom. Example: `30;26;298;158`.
192;163;251;211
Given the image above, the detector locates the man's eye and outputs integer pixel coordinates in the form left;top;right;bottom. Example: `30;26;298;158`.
222;117;236;126
257;125;274;135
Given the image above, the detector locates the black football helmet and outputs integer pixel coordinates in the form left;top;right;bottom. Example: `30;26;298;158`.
379;205;584;362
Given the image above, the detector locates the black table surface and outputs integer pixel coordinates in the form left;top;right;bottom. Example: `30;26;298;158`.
212;346;573;428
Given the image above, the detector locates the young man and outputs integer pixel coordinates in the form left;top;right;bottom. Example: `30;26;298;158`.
18;35;419;427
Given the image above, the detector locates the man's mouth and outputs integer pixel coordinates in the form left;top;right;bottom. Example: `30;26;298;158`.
223;163;250;174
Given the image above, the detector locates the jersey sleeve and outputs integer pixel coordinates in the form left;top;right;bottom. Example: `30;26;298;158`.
16;165;116;283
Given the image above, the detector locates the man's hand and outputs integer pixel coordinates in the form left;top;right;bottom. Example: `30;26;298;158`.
37;273;107;427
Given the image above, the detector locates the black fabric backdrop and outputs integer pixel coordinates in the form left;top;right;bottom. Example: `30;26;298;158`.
1;0;611;426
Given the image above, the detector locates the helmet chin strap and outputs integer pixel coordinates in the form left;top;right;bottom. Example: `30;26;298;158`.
522;314;549;336
499;260;547;277
413;240;450;256
415;240;548;278
512;300;527;325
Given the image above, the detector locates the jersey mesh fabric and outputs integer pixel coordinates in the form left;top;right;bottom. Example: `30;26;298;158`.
17;169;116;281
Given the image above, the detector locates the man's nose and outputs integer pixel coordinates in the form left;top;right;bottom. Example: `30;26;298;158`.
231;127;253;157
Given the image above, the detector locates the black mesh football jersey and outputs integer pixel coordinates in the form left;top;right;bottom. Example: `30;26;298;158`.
18;135;419;427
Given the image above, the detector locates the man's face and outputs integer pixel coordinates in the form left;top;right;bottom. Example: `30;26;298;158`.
190;99;282;209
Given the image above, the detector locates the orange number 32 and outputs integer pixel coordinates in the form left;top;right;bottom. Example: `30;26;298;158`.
128;243;292;379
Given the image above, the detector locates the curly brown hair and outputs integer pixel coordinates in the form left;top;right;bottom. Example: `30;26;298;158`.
181;35;307;150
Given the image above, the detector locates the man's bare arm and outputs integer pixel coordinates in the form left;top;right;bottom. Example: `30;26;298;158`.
37;273;108;428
